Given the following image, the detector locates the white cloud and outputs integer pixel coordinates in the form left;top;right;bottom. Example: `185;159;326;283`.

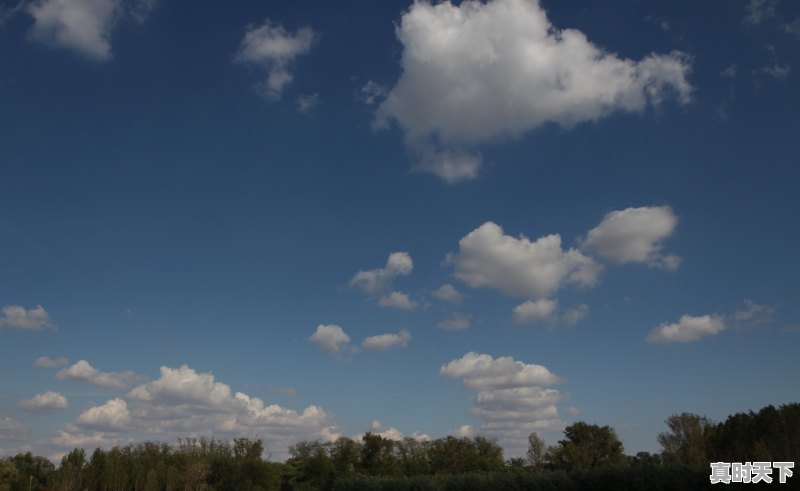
566;406;581;416
350;251;413;296
438;312;471;331
309;324;351;355
235;19;315;101
440;352;561;389
297;93;320;113
562;304;590;326
581;206;680;269
26;0;120;60
0;305;54;330
512;299;557;325
376;0;692;182
355;420;431;442
77;398;131;431
377;291;417;310
56;360;143;389
361;330;411;351
647;314;726;343
0;416;30;441
46;429;116;449
441;352;564;455
433;284;465;304
448;221;602;299
125;365;338;457
20;391;69;411
35;356;69;368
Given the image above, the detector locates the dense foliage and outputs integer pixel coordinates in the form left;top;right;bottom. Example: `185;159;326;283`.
1;403;797;490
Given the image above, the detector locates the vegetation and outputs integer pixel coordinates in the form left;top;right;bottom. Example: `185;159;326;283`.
1;402;797;490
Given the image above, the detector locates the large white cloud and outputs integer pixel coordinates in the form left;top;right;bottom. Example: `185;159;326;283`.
309;324;351;355
361;330;411;351
56;360;144;389
647;314;726;343
20;391;69;411
448;222;602;299
376;0;693;182
581;206;681;270
441;352;561;389
441;352;564;456
17;364;339;460
77;398;131;431
235;19;315;101
0;305;54;330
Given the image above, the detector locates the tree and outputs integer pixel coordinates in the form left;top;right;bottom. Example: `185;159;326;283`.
527;432;547;467
547;422;627;471
657;412;713;467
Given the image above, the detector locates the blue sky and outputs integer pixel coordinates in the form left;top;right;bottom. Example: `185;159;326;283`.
1;0;798;461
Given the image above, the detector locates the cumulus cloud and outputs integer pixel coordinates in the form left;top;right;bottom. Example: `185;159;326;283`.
437;312;471;331
56;360;144;389
350;252;417;309
77;398;131;431
20;391;69;411
24;0;155;61
39;364;336;459
309;324;351;355
441;352;564;455
35;356;69;368
512;299;558;325
375;0;693;182
350;252;413;295
0;416;30;441
361;330;411;350
26;0;120;60
647;314;726;343
433;284;465;304
377;291;417;310
0;305;55;331
126;365;338;456
581;206;681;270
235;19;315;101
441;352;561;389
448;222;602;299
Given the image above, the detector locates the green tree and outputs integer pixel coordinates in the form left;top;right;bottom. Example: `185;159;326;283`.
547;422;627;471
657;412;713;467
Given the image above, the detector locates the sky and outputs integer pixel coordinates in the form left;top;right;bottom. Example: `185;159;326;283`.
1;0;799;462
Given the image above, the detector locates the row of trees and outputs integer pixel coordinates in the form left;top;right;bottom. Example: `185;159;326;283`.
1;402;797;490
